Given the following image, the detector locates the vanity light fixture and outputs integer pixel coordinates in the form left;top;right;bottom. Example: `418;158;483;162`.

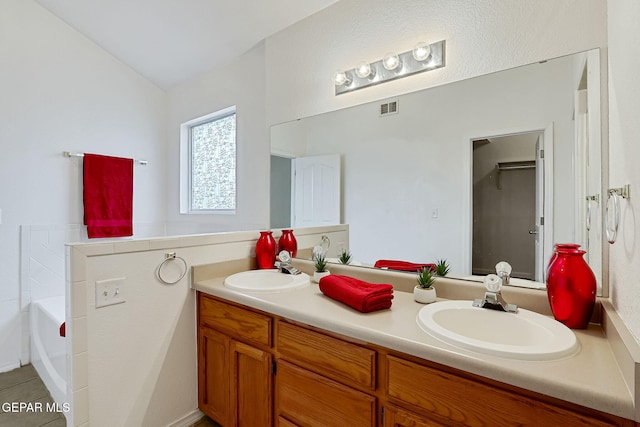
334;40;445;95
382;53;402;71
412;42;432;62
333;70;353;86
355;61;375;79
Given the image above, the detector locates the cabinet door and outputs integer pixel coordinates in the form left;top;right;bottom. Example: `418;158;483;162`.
383;404;446;427
277;360;376;427
198;327;230;426
230;340;273;427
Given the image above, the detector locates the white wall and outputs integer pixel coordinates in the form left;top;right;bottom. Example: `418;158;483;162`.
607;0;640;340
166;43;269;235
265;0;607;126
0;0;169;373
272;56;576;274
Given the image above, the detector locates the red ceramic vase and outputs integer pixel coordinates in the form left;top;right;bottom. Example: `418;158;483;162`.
546;248;596;329
278;229;298;258
546;243;581;278
256;231;277;269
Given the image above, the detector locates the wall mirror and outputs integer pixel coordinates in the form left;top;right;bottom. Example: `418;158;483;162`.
270;49;604;295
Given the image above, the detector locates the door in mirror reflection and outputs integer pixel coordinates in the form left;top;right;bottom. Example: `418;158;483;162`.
472;132;543;281
293;154;341;227
272;154;342;228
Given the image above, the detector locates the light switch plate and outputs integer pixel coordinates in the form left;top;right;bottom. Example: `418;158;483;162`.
95;277;126;308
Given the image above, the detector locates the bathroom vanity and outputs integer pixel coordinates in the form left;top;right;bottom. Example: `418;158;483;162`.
194;262;639;426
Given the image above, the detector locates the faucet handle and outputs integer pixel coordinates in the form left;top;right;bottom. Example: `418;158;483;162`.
278;250;292;264
495;261;512;276
484;274;502;292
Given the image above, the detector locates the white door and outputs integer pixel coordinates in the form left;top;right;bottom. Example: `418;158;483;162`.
292;154;341;227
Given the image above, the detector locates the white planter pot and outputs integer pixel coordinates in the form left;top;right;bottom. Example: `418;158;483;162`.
313;271;330;283
414;286;437;304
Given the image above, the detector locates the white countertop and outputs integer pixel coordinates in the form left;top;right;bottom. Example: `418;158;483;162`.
194;276;635;420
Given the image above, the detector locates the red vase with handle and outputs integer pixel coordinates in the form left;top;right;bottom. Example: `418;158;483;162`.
278;229;298;258
546;247;596;329
256;231;277;269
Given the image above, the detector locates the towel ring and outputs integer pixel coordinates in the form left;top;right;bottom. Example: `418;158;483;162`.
605;190;620;244
156;252;188;285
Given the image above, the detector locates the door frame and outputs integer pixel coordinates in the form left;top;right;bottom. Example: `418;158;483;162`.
464;123;554;282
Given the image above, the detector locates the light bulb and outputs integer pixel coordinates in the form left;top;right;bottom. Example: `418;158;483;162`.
412;42;431;62
382;53;401;71
333;70;352;86
355;61;375;79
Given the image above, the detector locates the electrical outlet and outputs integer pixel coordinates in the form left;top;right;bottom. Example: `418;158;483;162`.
432;208;439;219
95;277;126;308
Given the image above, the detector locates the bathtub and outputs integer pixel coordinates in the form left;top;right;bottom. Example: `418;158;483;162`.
30;296;67;408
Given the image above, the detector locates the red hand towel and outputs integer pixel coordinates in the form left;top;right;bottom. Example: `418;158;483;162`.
83;153;133;238
319;275;394;313
374;260;435;272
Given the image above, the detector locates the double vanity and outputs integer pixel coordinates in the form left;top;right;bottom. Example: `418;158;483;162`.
193;258;638;426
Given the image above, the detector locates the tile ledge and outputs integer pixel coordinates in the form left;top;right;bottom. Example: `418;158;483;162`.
602;299;640;420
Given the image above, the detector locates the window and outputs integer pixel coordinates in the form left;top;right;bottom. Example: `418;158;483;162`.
180;106;237;213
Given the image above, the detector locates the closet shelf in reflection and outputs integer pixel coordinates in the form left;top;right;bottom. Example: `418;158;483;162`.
495;161;536;190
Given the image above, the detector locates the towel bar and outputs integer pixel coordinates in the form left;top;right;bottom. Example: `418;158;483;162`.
63;151;148;165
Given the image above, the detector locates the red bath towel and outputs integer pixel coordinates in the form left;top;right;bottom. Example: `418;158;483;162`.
319;275;394;313
83;153;133;238
374;259;435;272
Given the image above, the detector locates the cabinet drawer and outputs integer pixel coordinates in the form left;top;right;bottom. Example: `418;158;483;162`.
199;294;272;348
278;416;299;427
383;404;446;427
277;321;376;390
386;355;615;427
277;360;376;427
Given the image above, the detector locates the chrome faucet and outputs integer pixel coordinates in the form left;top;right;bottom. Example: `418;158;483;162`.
274;250;301;275
472;262;518;313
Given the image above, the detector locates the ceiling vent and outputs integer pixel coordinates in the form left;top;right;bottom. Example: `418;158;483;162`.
379;100;399;116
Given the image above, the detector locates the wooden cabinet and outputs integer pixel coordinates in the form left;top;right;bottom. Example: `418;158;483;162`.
276;360;376;427
382;404;445;427
198;326;230;426
230;341;272;426
385;354;631;427
197;292;635;427
277;321;376;390
198;293;273;426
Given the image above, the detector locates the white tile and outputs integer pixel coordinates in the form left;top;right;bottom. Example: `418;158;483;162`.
67;248;87;283
72;352;88;389
69;281;87;319
70;242;115;257
71;316;87;354
113;239;150;253
72;387;89;425
148;237;180;250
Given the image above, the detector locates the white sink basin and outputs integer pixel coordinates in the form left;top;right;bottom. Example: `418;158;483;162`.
224;270;310;293
416;300;578;360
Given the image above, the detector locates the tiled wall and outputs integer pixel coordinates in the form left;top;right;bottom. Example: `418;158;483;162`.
20;225;84;365
65;225;348;426
19;223;168;366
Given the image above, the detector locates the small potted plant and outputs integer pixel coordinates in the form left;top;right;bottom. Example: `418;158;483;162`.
414;267;437;303
313;254;330;283
338;249;352;265
434;258;450;277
